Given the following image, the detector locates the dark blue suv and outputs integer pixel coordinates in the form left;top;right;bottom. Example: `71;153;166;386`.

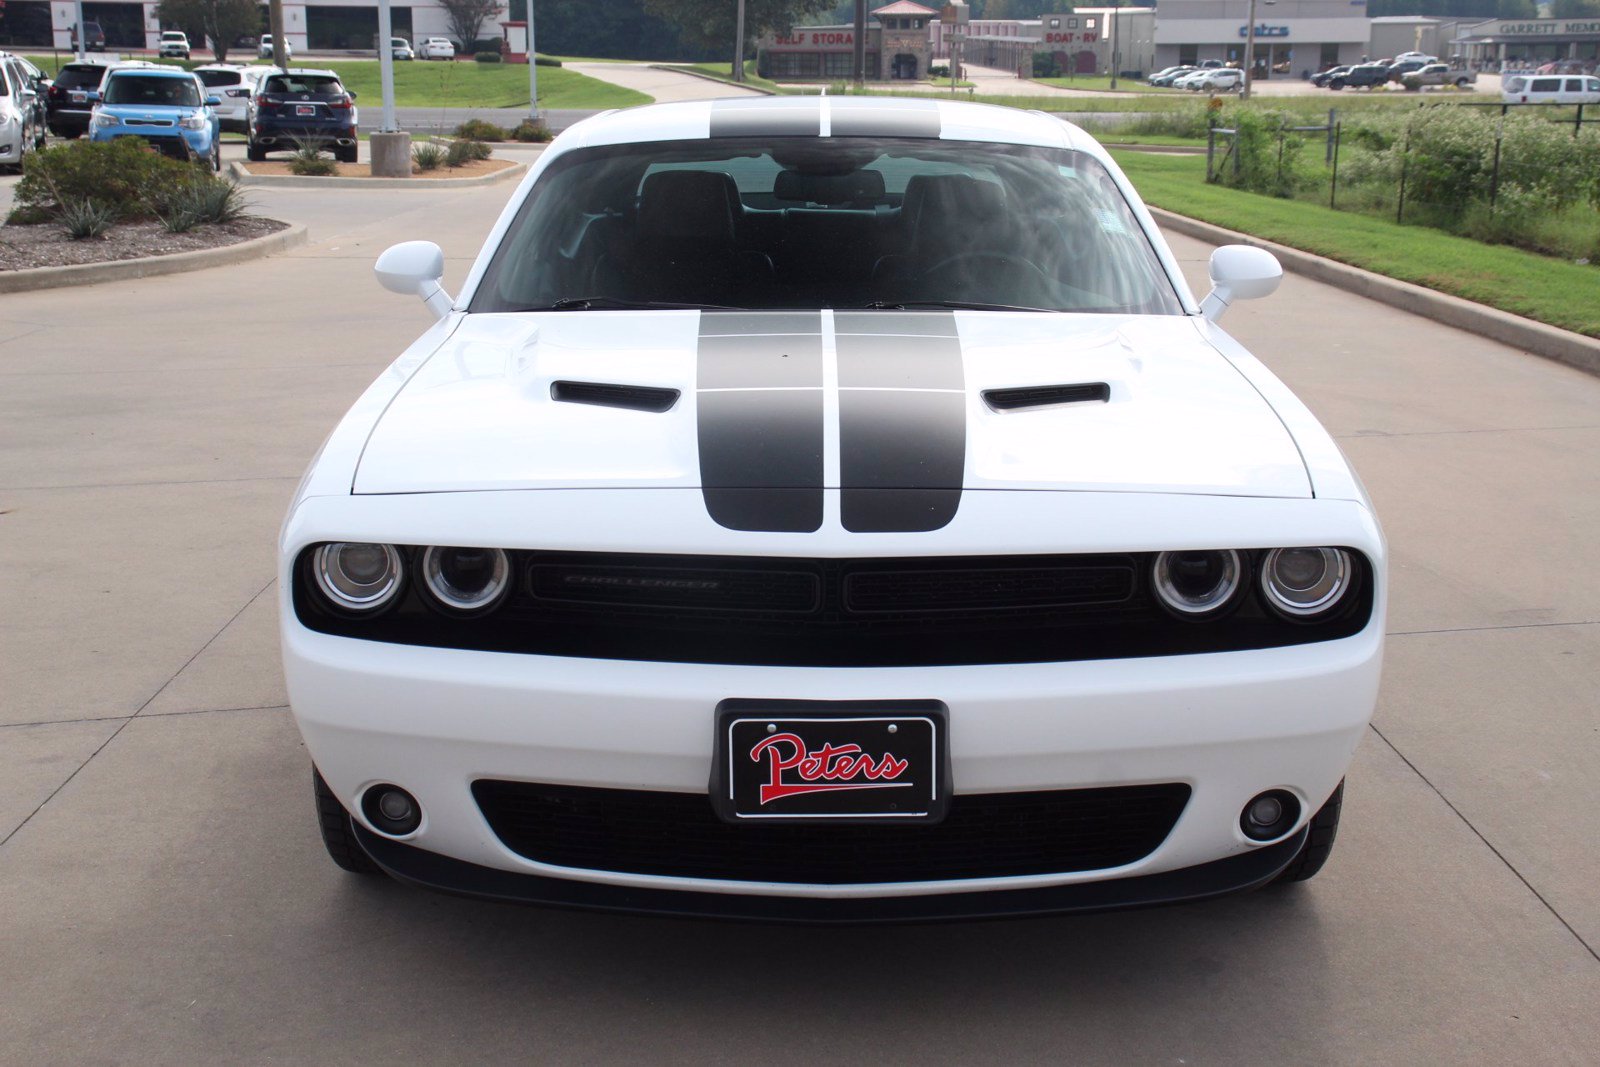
248;68;359;163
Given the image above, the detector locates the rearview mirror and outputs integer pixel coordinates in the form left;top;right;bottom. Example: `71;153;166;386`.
1200;245;1282;322
375;241;453;320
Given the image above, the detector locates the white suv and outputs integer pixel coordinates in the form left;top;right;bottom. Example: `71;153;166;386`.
158;31;191;60
194;64;265;133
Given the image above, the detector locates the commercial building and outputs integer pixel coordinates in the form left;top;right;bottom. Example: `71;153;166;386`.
0;0;466;53
758;0;935;81
1153;0;1370;80
942;8;1155;79
1454;17;1600;71
1368;15;1466;64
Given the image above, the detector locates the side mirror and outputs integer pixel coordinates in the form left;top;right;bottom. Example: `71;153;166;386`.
205;95;221;106
1200;245;1282;322
348;90;358;99
375;241;453;320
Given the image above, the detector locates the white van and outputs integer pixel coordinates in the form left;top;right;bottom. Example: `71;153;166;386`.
1502;74;1600;104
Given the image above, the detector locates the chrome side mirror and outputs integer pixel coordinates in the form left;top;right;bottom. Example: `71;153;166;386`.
1200;245;1282;322
374;241;453;320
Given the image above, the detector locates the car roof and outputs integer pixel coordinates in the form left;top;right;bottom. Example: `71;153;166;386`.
106;66;197;79
266;68;343;77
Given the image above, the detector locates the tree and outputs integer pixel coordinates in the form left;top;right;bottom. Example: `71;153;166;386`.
154;0;261;62
440;0;505;54
639;0;832;57
1550;0;1600;17
1495;0;1538;18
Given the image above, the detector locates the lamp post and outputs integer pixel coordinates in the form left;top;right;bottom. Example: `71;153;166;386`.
1242;0;1274;100
733;0;746;82
1108;0;1119;90
73;0;87;60
528;0;540;121
853;0;866;86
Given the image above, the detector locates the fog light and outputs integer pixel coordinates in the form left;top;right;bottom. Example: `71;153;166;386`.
361;784;421;836
1240;789;1299;841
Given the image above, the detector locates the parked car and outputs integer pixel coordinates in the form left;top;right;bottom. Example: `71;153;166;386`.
286;96;1387;921
4;52;49;136
1394;50;1433;63
1326;64;1391;90
159;31;192;60
70;22;107;52
1146;65;1195;87
1171;69;1211;90
1311;65;1350;88
1502;74;1600;105
44;58;117;138
259;35;294;60
391;37;416;61
88;66;221;169
1187;68;1243;92
0;52;46;170
249;67;359;162
1401;63;1477;91
419;37;456;60
194;64;266;133
1199;58;1225;68
1385;58;1433;82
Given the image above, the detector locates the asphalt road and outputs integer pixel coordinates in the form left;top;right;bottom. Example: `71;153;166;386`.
2;177;1597;1063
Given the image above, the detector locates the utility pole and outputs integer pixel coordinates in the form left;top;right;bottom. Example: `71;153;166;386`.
528;0;540;120
378;0;396;132
1109;0;1119;90
1242;0;1257;99
853;0;866;86
73;0;87;60
269;0;286;70
733;0;746;82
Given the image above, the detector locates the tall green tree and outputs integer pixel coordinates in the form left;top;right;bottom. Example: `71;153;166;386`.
1550;0;1600;17
154;0;261;62
439;0;505;53
1495;0;1538;19
639;0;832;58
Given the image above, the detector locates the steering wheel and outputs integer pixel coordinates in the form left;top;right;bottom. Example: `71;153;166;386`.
920;251;1056;303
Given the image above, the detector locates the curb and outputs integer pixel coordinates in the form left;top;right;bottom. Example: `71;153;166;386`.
1148;207;1600;377
0;222;308;294
651;65;777;95
229;159;529;188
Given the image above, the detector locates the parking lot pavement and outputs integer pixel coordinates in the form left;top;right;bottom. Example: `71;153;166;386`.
2;187;1598;1061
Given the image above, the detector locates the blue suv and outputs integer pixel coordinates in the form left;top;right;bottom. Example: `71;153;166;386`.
88;67;221;170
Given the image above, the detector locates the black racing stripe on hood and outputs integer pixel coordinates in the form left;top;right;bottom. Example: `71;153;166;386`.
698;313;825;532
836;313;965;533
709;98;822;138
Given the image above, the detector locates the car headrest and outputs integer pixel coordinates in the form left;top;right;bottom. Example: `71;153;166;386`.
901;174;1008;227
773;169;887;205
637;170;739;241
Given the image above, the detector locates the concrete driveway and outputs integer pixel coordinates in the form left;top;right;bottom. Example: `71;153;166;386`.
1;179;1597;1062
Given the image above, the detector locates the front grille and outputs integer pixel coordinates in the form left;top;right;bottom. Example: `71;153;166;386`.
124;119;175;127
294;549;1373;666
474;781;1191;884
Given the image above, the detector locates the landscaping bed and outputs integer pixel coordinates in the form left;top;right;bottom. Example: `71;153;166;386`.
240;157;519;179
0;217;287;272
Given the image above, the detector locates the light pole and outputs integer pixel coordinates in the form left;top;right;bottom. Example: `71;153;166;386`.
528;0;540;121
1242;0;1275;100
378;0;397;133
73;0;87;60
1109;0;1119;90
853;0;866;87
733;0;746;82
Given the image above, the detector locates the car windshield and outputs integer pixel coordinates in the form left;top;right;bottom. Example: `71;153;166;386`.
471;137;1183;315
104;75;201;106
263;74;342;95
55;65;109;90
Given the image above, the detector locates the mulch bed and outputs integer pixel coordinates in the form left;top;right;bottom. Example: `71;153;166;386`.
0;217;289;272
241;158;518;179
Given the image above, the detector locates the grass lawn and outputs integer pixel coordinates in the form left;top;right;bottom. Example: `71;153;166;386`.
1034;75;1167;94
668;61;785;95
25;54;648;109
1097;134;1208;147
1113;150;1600;338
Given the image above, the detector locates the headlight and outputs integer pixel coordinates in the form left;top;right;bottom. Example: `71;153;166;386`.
420;546;511;615
313;542;403;612
1261;547;1352;619
92;112;119;128
180;112;207;130
1151;549;1243;618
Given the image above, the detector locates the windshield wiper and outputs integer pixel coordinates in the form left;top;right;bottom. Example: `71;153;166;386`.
531;297;748;312
851;300;1058;314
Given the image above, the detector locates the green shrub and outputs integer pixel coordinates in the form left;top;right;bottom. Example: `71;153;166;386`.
474;50;503;63
534;54;562;67
15;140;202;219
509;118;553;143
452;118;505;142
6;204;54;225
412;141;447;171
288;136;338;176
60;198;117;239
152;176;250;228
444;138;477;167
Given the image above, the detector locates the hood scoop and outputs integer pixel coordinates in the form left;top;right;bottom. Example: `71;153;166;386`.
551;380;681;413
982;383;1111;412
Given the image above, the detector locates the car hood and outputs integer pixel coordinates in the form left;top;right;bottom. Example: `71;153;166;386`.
352;310;1311;500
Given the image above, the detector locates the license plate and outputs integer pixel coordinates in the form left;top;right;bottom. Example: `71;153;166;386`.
71;91;87;103
712;699;948;824
296;104;315;116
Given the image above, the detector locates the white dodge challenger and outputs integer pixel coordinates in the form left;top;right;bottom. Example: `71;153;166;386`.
281;96;1385;921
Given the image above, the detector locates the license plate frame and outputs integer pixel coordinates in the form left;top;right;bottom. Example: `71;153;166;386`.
711;699;949;825
295;104;315;116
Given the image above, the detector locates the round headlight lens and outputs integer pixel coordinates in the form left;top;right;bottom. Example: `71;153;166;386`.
1261;547;1352;618
420;546;510;614
313;542;402;612
1152;549;1243;617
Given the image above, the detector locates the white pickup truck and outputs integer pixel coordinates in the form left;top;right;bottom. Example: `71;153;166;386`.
1401;63;1477;91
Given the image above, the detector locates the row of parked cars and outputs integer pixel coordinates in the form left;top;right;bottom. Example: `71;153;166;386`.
1147;62;1243;93
35;56;361;168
